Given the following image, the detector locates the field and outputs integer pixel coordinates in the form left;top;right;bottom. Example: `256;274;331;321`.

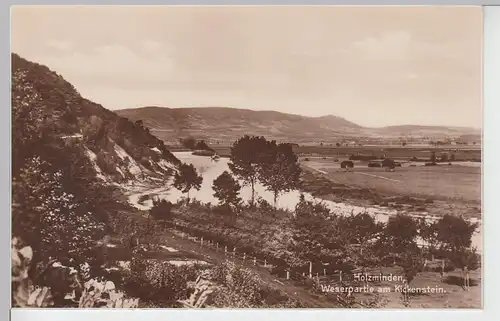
198;144;482;161
294;145;481;161
303;158;481;203
299;160;481;222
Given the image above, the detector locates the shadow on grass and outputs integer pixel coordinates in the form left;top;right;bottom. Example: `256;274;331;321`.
443;275;479;287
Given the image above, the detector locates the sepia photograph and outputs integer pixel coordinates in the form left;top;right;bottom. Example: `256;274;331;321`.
11;5;482;309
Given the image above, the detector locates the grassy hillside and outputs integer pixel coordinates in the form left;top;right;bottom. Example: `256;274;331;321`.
116;106;480;145
116;106;364;144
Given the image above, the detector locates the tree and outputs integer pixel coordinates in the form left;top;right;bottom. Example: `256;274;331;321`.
343;213;384;245
228;135;269;207
179;137;197;150
400;251;424;285
289;196;346;268
336;143;341;148
149;199;174;222
402;141;407;147
259;142;302;208
430;151;436;162
448;247;479;271
12;148;109;271
173;163;203;204
212;171;242;210
435;215;478;253
448;246;480;290
382;158;396;171
418;218;439;258
195;140;213;151
399;251;425;304
377;214;419;265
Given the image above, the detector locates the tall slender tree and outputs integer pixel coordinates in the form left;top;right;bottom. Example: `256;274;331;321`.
259;142;302;208
173;163;203;204
228;135;269;207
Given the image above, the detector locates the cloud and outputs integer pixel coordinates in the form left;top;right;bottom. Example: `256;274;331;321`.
46;40;73;51
352;31;413;60
142;39;163;53
26;43;176;90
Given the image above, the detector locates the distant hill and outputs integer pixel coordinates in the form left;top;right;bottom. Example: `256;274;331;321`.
12;54;180;184
116;106;362;145
116;106;481;145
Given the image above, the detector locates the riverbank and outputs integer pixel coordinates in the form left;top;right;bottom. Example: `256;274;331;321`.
123;152;481;253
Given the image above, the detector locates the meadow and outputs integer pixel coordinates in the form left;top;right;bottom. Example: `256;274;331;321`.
197;144;482;162
302;158;481;203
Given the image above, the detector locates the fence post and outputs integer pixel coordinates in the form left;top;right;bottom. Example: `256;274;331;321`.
340;270;343;283
216;243;219;252
264;259;267;267
224;246;227;256
243;253;246;262
441;259;445;281
253;257;257;266
233;247;236;258
309;261;312;278
201;237;203;247
286;270;290;280
324;268;326;277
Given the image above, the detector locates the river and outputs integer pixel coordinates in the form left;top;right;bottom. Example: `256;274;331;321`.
129;152;482;253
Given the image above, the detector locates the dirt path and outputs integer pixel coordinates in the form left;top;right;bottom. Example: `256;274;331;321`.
152;228;339;308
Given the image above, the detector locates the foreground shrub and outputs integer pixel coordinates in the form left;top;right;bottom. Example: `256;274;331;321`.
210;260;304;308
12;237;138;308
124;258;207;304
150;198;174;221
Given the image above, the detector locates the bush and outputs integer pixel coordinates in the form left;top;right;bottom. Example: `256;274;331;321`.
213;204;235;217
124;258;206;304
256;197;275;215
210;260;302;308
149;199;173;221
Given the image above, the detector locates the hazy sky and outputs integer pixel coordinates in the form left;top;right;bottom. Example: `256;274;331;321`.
11;5;482;128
